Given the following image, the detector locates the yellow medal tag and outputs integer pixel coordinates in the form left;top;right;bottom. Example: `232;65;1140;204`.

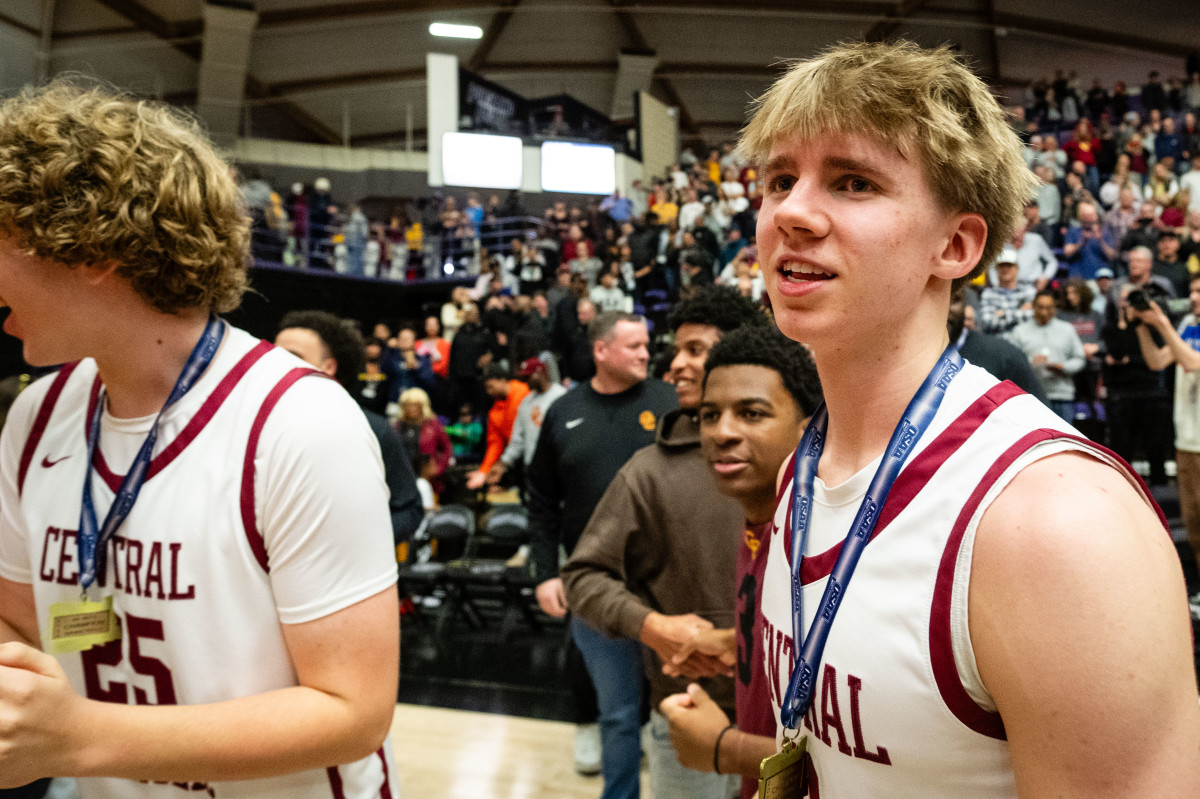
759;735;808;798
46;596;121;654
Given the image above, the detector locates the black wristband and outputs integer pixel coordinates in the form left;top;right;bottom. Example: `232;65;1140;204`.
713;723;736;775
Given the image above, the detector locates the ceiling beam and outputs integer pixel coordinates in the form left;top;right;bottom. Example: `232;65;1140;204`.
243;76;342;143
91;0;171;38
262;61;781;99
268;68;425;96
57;3;1198;64
257;0;497;28
863;0;933;42
657;62;784;80
257;0;900;29
260;0;889;29
257;57;1030;105
90;0;339;143
55;25;143;40
466;0;520;71
0;10;40;37
484;59;616;75
992;11;1194;59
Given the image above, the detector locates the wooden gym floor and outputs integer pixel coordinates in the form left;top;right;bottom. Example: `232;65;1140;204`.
389;703;652;798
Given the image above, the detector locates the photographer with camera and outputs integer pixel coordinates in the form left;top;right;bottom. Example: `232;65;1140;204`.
1101;255;1176;485
1133;273;1200;616
1063;201;1118;280
1105;246;1175;325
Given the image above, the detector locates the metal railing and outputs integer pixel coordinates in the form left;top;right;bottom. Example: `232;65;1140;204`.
250;213;556;281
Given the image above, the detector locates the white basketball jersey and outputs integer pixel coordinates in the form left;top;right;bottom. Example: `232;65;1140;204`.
759;363;1161;798
0;325;400;799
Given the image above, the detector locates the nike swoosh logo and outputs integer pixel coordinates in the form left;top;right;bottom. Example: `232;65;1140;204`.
41;454;70;468
565;418;584;429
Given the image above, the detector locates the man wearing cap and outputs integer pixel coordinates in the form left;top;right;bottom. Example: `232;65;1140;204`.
466;364;530;490
979;246;1037;335
988;221;1058;289
485;357;567;488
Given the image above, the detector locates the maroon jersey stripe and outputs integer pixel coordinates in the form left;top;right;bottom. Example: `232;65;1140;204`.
376;747;393;799
92;340;275;493
786;380;1025;583
929;427;1162;740
927;431;1056;741
240;367;325;573
325;765;346;799
18;361;80;496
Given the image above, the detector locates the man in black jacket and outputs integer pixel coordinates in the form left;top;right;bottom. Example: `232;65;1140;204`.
448;302;492;414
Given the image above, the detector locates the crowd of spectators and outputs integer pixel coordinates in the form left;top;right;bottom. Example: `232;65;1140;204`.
975;62;1200;483
236;58;1200;499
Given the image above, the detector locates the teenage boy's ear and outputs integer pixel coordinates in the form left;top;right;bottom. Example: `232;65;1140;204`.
931;212;988;282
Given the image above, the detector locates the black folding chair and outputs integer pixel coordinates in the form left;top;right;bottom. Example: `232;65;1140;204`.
443;505;544;638
396;504;475;636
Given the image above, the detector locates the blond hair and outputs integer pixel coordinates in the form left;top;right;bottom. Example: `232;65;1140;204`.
0;80;249;314
740;41;1038;279
398;388;435;421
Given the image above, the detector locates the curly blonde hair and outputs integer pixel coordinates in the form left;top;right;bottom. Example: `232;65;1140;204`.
0;80;249;314
739;41;1039;281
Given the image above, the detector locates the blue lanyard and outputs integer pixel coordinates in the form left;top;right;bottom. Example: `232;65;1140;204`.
780;344;963;730
77;316;225;592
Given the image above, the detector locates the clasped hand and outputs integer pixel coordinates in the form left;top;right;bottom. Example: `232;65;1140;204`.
642;617;735;679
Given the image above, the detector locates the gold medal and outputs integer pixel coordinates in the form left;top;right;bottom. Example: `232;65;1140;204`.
46;595;121;654
758;735;808;798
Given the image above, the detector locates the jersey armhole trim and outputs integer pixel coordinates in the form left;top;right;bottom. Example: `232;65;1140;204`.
928;425;1163;741
240;367;330;574
17;362;81;497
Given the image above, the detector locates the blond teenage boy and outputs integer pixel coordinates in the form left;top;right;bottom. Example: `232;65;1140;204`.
748;42;1199;796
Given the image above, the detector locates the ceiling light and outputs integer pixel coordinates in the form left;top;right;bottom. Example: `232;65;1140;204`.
429;22;483;39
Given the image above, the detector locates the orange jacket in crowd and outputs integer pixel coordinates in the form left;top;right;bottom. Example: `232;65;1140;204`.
418;336;451;378
479;379;530;473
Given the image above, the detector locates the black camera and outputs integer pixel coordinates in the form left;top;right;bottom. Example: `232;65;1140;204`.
1127;283;1179;314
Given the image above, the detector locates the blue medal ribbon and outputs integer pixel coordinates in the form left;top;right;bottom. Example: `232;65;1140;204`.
780;344;963;730
77;316;225;592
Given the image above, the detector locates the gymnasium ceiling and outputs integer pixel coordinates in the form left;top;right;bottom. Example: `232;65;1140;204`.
0;0;1197;149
